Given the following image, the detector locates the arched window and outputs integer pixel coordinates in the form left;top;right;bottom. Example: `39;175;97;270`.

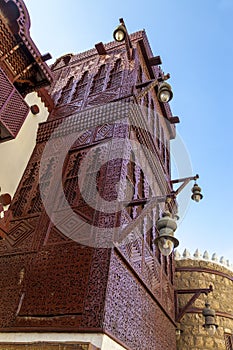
71;71;88;101
90;64;106;94
57;76;74;105
107;59;122;89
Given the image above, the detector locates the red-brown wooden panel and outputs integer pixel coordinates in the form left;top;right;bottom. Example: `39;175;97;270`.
0;67;29;143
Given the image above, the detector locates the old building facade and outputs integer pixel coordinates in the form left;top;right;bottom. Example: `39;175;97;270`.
0;1;181;349
3;1;232;350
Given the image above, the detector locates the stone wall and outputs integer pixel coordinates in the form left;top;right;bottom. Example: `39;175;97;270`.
175;250;233;350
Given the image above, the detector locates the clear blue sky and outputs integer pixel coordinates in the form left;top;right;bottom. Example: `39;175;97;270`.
25;0;233;261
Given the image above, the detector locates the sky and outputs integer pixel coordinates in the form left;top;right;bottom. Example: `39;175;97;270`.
25;0;233;262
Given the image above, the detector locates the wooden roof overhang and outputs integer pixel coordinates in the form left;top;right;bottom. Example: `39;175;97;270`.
0;0;53;96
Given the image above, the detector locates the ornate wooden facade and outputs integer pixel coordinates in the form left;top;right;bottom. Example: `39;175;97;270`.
0;0;52;142
0;12;179;349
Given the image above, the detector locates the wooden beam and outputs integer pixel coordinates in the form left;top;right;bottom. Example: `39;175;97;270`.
95;42;107;55
149;56;162;66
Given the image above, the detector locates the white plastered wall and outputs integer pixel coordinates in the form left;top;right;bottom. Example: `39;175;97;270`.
0;333;127;350
0;92;49;198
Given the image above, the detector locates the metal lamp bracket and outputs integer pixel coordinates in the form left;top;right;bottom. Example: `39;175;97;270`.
175;285;213;322
119;18;133;61
171;174;199;197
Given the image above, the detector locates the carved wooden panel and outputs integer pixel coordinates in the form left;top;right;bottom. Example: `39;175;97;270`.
18;244;93;317
0;253;28;328
104;250;176;350
0;30;176;348
0;67;29;142
11;154;58;219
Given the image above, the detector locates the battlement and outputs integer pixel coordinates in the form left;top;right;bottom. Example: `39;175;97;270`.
175;248;233;272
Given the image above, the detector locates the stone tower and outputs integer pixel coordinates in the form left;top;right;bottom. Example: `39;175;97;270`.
0;8;180;350
175;249;233;350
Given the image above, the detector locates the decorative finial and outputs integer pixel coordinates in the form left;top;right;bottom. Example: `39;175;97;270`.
174;250;181;259
220;256;226;265
183;249;191;258
203;250;209;260
212;253;218;262
194;249;202;259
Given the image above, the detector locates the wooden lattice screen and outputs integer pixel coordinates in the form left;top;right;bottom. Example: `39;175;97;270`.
0;67;29;143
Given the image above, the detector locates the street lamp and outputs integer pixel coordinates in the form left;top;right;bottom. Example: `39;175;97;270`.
154;211;179;256
171;174;203;203
157;81;173;103
113;23;127;42
113;19;174;104
202;302;218;336
125;174;203;257
175;286;216;340
113;18;133;60
153;175;203;256
191;183;203;202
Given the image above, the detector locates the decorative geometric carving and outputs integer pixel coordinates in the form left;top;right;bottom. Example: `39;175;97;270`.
0;29;176;348
7;220;35;247
19;244;93;317
104;251;176;350
94;123;114;142
0;67;29;142
11;161;39;217
81;248;111;328
0;253;28;328
51;210;91;245
71;130;93;149
45;225;72;246
87;91;117;107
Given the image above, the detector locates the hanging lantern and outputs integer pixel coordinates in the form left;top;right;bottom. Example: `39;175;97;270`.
191;183;203;202
157;82;173;103
202;302;218;336
113;24;127;42
154;211;179;256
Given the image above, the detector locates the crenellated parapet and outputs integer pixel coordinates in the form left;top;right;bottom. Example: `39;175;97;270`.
175;248;233;271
